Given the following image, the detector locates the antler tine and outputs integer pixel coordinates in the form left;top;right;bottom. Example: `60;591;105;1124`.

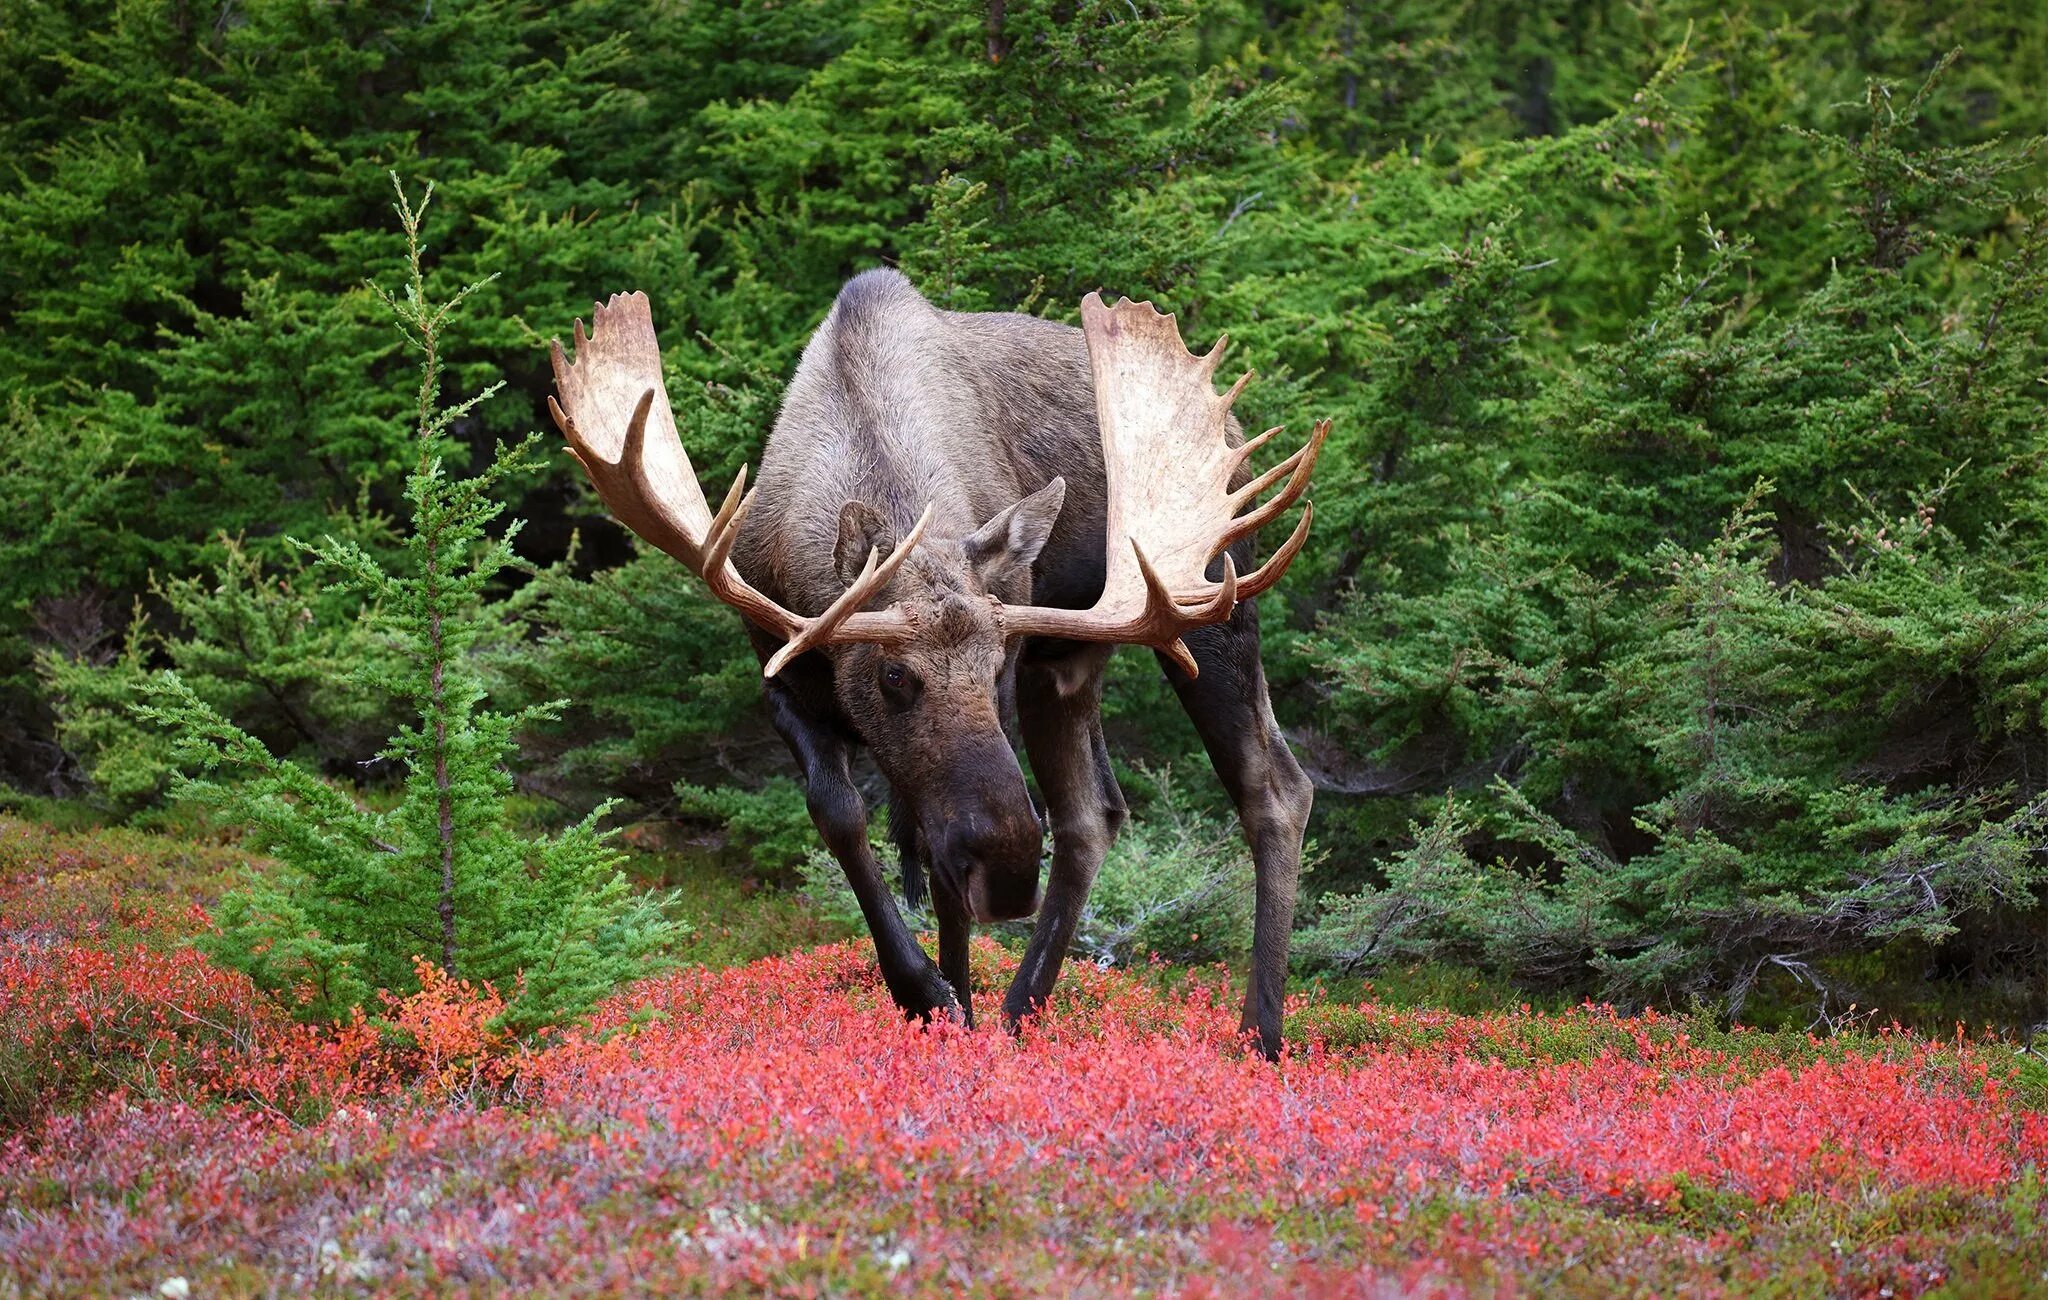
1233;500;1315;600
764;547;880;678
862;501;936;595
1169;550;1239;615
1224;419;1328;548
706;464;750;548
1220;369;1255;409
1230;439;1307;507
699;482;755;580
1231;424;1283;468
760;502;936;678
547;392;594;479
549;338;569;395
1130;544;1199;675
1198;332;1230;379
620;387;656;473
1130;543;1240;675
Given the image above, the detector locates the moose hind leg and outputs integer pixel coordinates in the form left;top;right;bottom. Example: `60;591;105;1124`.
1160;604;1314;1061
764;677;956;1020
1002;644;1127;1028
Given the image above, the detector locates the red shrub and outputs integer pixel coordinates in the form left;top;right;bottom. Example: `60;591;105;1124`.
525;941;2042;1212
1;935;2042;1296
0;816;245;944
0;940;380;1127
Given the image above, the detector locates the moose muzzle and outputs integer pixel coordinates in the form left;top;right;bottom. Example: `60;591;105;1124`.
927;801;1045;923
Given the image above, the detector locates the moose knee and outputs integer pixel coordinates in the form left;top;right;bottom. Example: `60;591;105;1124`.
1052;801;1123;873
1274;759;1313;838
1244;748;1313;862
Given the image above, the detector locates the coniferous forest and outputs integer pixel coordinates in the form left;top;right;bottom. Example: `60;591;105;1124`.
7;2;2048;1292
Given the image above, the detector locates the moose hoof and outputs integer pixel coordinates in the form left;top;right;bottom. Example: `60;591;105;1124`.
998;989;1044;1037
1239;1016;1284;1064
889;963;961;1024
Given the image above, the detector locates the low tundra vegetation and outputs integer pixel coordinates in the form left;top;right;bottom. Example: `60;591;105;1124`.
2;815;2044;1296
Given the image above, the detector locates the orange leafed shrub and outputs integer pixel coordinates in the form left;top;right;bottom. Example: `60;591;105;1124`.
383;956;515;1097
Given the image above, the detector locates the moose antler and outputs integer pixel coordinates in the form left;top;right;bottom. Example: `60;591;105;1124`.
996;293;1327;676
548;292;933;677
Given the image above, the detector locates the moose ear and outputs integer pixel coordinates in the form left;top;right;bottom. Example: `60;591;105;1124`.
966;477;1066;588
835;501;898;588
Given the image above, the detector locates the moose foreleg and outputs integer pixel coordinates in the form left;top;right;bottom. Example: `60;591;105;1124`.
929;868;976;1027
1003;645;1127;1028
764;679;958;1020
1163;610;1314;1062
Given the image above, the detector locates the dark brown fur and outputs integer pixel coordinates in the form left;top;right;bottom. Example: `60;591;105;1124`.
730;269;1313;1057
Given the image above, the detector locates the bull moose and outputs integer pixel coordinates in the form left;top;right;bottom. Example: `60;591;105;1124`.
548;270;1324;1057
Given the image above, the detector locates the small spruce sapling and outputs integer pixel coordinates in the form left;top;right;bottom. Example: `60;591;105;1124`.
137;178;681;1035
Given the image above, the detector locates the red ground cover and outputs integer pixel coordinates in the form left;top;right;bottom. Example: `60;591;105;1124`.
3;930;2045;1296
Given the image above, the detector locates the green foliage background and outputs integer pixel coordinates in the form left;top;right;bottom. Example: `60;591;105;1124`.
6;0;2048;1021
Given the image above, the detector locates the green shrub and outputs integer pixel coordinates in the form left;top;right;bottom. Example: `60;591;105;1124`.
1298;60;2048;1015
38;532;407;816
675;777;818;877
1067;767;1265;967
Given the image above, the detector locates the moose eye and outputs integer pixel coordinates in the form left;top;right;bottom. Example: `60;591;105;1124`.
878;662;915;704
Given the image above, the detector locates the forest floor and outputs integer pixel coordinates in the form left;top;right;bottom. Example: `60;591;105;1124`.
2;812;2046;1297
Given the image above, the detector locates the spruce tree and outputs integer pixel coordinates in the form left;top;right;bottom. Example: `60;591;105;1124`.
136;180;680;1034
1301;61;2048;1015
